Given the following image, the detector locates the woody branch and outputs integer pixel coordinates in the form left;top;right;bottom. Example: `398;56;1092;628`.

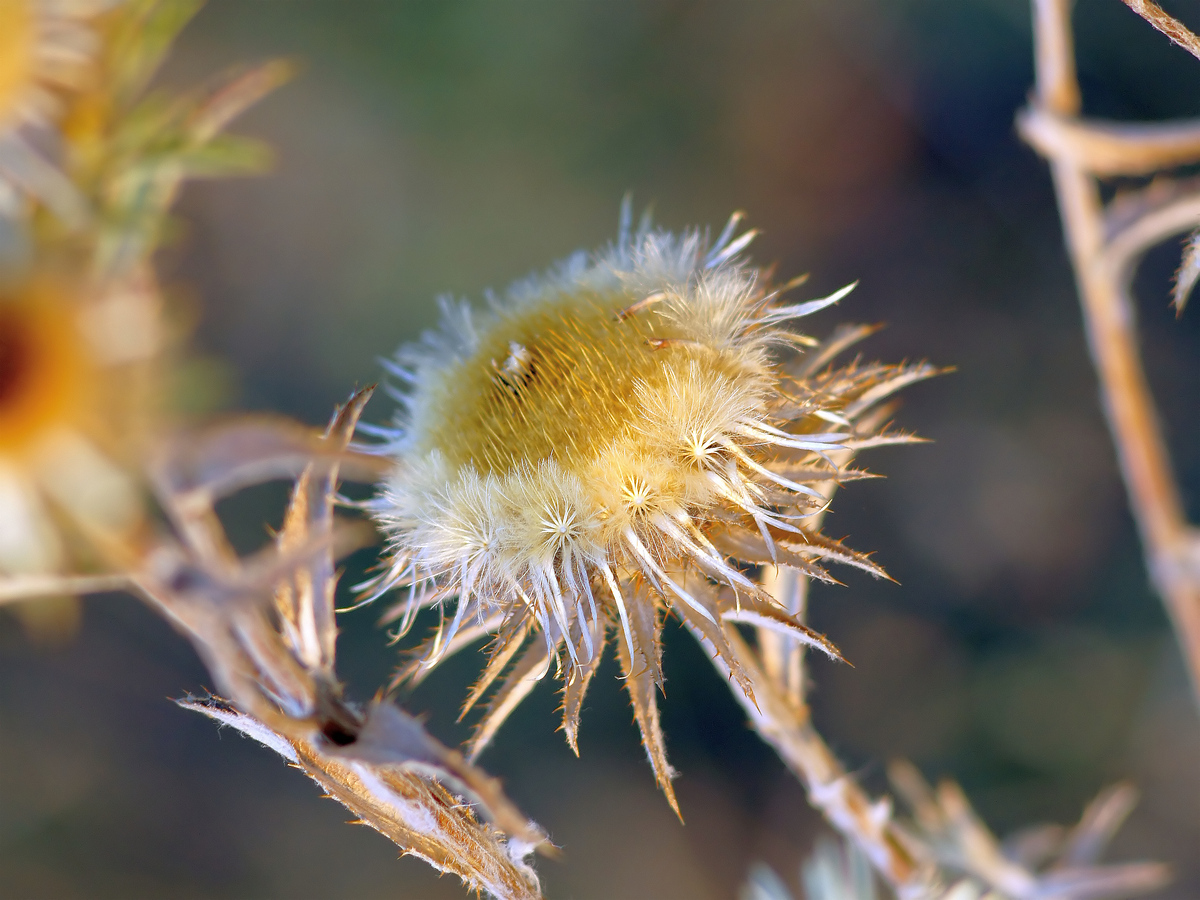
1019;0;1200;702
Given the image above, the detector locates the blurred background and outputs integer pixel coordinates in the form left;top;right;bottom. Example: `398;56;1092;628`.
3;0;1200;896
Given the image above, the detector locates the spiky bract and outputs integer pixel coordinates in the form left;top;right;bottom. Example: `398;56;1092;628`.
370;209;934;812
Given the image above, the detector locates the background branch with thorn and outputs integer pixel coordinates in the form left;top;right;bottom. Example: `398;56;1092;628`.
1019;0;1200;703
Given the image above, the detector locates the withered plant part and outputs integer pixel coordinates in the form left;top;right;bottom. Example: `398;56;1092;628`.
741;785;1167;900
888;765;1167;900
1018;0;1200;699
0;386;551;898
147;391;548;900
368;208;937;814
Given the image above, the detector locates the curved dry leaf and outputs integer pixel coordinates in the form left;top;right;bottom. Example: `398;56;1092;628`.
152;415;389;507
182;697;547;900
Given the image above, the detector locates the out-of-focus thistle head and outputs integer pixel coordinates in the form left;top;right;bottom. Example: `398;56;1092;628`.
368;204;936;813
0;275;146;588
0;0;288;637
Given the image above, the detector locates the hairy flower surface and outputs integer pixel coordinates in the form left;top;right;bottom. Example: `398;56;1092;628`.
370;209;935;811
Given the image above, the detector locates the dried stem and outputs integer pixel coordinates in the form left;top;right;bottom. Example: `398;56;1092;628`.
702;622;938;898
1105;178;1200;281
734;406;938;896
1120;0;1200;62
0;573;133;605
1018;109;1200;176
704;617;1167;899
1021;0;1200;701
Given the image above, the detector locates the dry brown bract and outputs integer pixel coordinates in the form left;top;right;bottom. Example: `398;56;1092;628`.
153;392;548;900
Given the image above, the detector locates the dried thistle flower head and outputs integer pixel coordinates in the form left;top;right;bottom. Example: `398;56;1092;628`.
369;206;935;812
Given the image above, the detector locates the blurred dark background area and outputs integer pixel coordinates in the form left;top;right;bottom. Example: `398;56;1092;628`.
3;0;1200;897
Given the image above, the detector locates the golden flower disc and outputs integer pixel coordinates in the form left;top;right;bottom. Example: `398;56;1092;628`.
0;283;89;457
422;292;746;476
0;1;35;124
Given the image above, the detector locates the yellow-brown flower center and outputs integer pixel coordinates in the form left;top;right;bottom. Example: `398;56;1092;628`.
0;287;87;456
0;1;35;125
420;292;739;477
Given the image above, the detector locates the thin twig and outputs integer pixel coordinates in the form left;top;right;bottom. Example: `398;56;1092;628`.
695;622;938;899
0;573;133;605
1106;191;1200;284
1120;0;1200;62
